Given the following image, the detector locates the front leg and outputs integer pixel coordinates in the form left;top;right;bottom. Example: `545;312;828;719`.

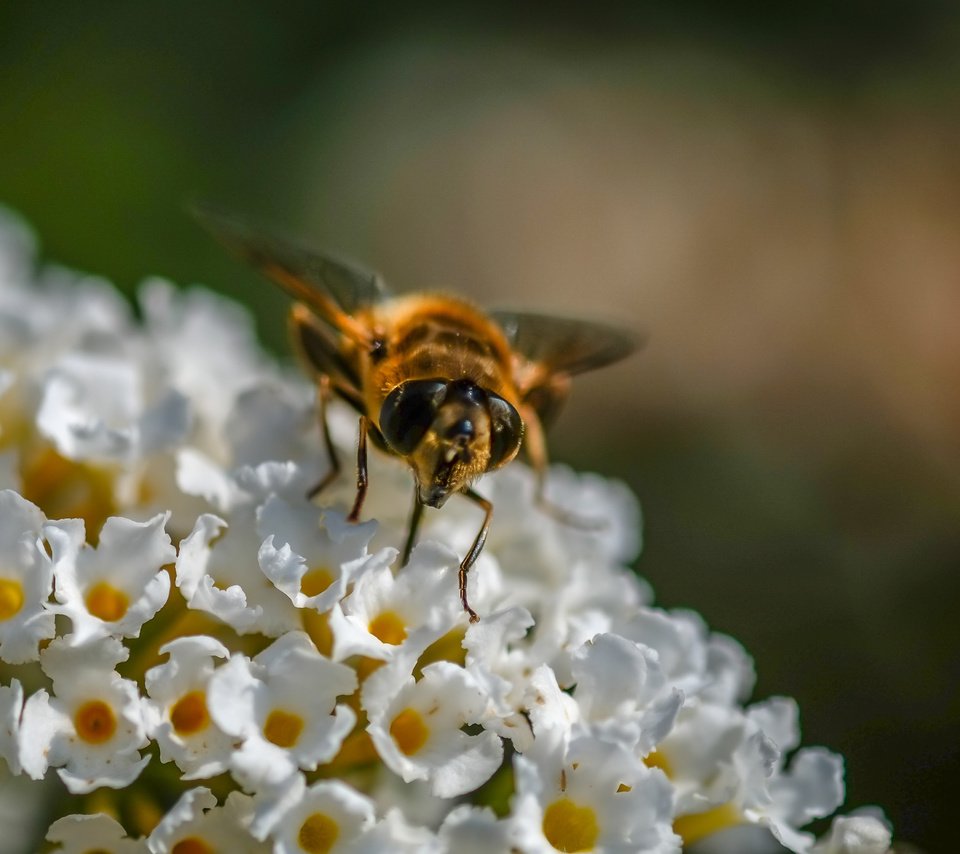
459;487;493;623
347;415;369;523
401;484;425;566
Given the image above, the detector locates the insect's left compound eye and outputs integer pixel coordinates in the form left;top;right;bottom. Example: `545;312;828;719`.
379;379;448;454
486;393;523;469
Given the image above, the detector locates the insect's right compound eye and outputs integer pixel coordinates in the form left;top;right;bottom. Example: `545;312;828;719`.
379;379;448;454
486;392;523;468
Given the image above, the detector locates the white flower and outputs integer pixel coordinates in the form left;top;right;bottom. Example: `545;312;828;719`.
224;381;321;471
365;660;503;798
45;512;174;644
812;812;893;854
737;697;845;853
36;350;190;463
754;746;845;853
328;541;463;663
477;463;642;593
257;494;379;612
657;696;845;853
438;805;514;854
176;509;298;636
19;636;150;793
0;490;55;663
146;787;267;854
462;605;538;749
138;279;280;457
354;807;441;853
207;631;357;791
569;632;683;755
250;774;377;852
0;679;24;775
511;732;680;854
654;699;756;817
0;209;899;853
613;607;754;705
0;205;35;284
46;813;146;854
143;635;235;780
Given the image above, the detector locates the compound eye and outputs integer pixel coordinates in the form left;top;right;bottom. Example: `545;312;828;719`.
487;393;523;468
379;379;447;454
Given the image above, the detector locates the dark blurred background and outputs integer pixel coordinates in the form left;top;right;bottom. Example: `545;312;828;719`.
1;2;957;849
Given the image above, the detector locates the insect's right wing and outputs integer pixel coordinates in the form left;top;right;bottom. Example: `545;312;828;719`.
191;203;389;342
491;310;641;428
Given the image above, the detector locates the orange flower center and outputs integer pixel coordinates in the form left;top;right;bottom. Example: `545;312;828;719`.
85;581;130;622
170;691;210;736
298;812;340;853
389;707;429;756
171;838;215;854
542;798;599;853
0;578;24;620
74;700;116;744
263;709;304;748
368;610;407;646
302;567;334;598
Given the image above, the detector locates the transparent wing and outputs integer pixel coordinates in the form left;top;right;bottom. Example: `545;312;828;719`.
491;310;640;378
191;204;389;318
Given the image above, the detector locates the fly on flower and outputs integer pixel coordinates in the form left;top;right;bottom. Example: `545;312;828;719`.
192;206;638;622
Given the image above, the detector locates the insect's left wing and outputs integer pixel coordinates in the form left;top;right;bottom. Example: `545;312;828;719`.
491;309;641;427
192;204;389;341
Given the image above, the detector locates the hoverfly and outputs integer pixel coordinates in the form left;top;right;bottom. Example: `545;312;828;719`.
194;206;638;621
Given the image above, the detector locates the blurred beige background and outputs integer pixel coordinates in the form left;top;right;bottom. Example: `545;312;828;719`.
1;5;958;849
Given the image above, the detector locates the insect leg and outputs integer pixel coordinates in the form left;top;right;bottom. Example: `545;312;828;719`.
459;487;493;623
347;416;369;523
521;404;603;530
402;486;424;566
306;375;341;501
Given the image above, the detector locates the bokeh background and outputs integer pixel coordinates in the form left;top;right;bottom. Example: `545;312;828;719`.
1;3;957;849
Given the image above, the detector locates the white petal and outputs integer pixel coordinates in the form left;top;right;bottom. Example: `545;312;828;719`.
0;679;24;774
175;448;237;511
18;689;62;780
770;747;845;826
58;751;151;795
812;813;892;854
47;812;145;853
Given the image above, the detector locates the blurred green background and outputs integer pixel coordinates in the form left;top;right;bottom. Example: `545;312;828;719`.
1;2;957;850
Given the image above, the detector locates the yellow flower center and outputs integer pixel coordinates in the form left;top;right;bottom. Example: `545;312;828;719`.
0;578;24;620
389;707;429;756
85;581;130;622
263;708;305;748
170;691;210;736
368;610;407;646
673;802;743;846
19;446;116;543
354;656;385;682
644;749;673;777
298;812;340;853
74;700;117;744
302;609;334;658
171;838;214;854
301;566;335;598
414;626;467;678
326;729;379;771
542;797;600;853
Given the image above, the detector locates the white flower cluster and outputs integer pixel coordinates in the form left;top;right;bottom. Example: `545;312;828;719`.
0;206;893;854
